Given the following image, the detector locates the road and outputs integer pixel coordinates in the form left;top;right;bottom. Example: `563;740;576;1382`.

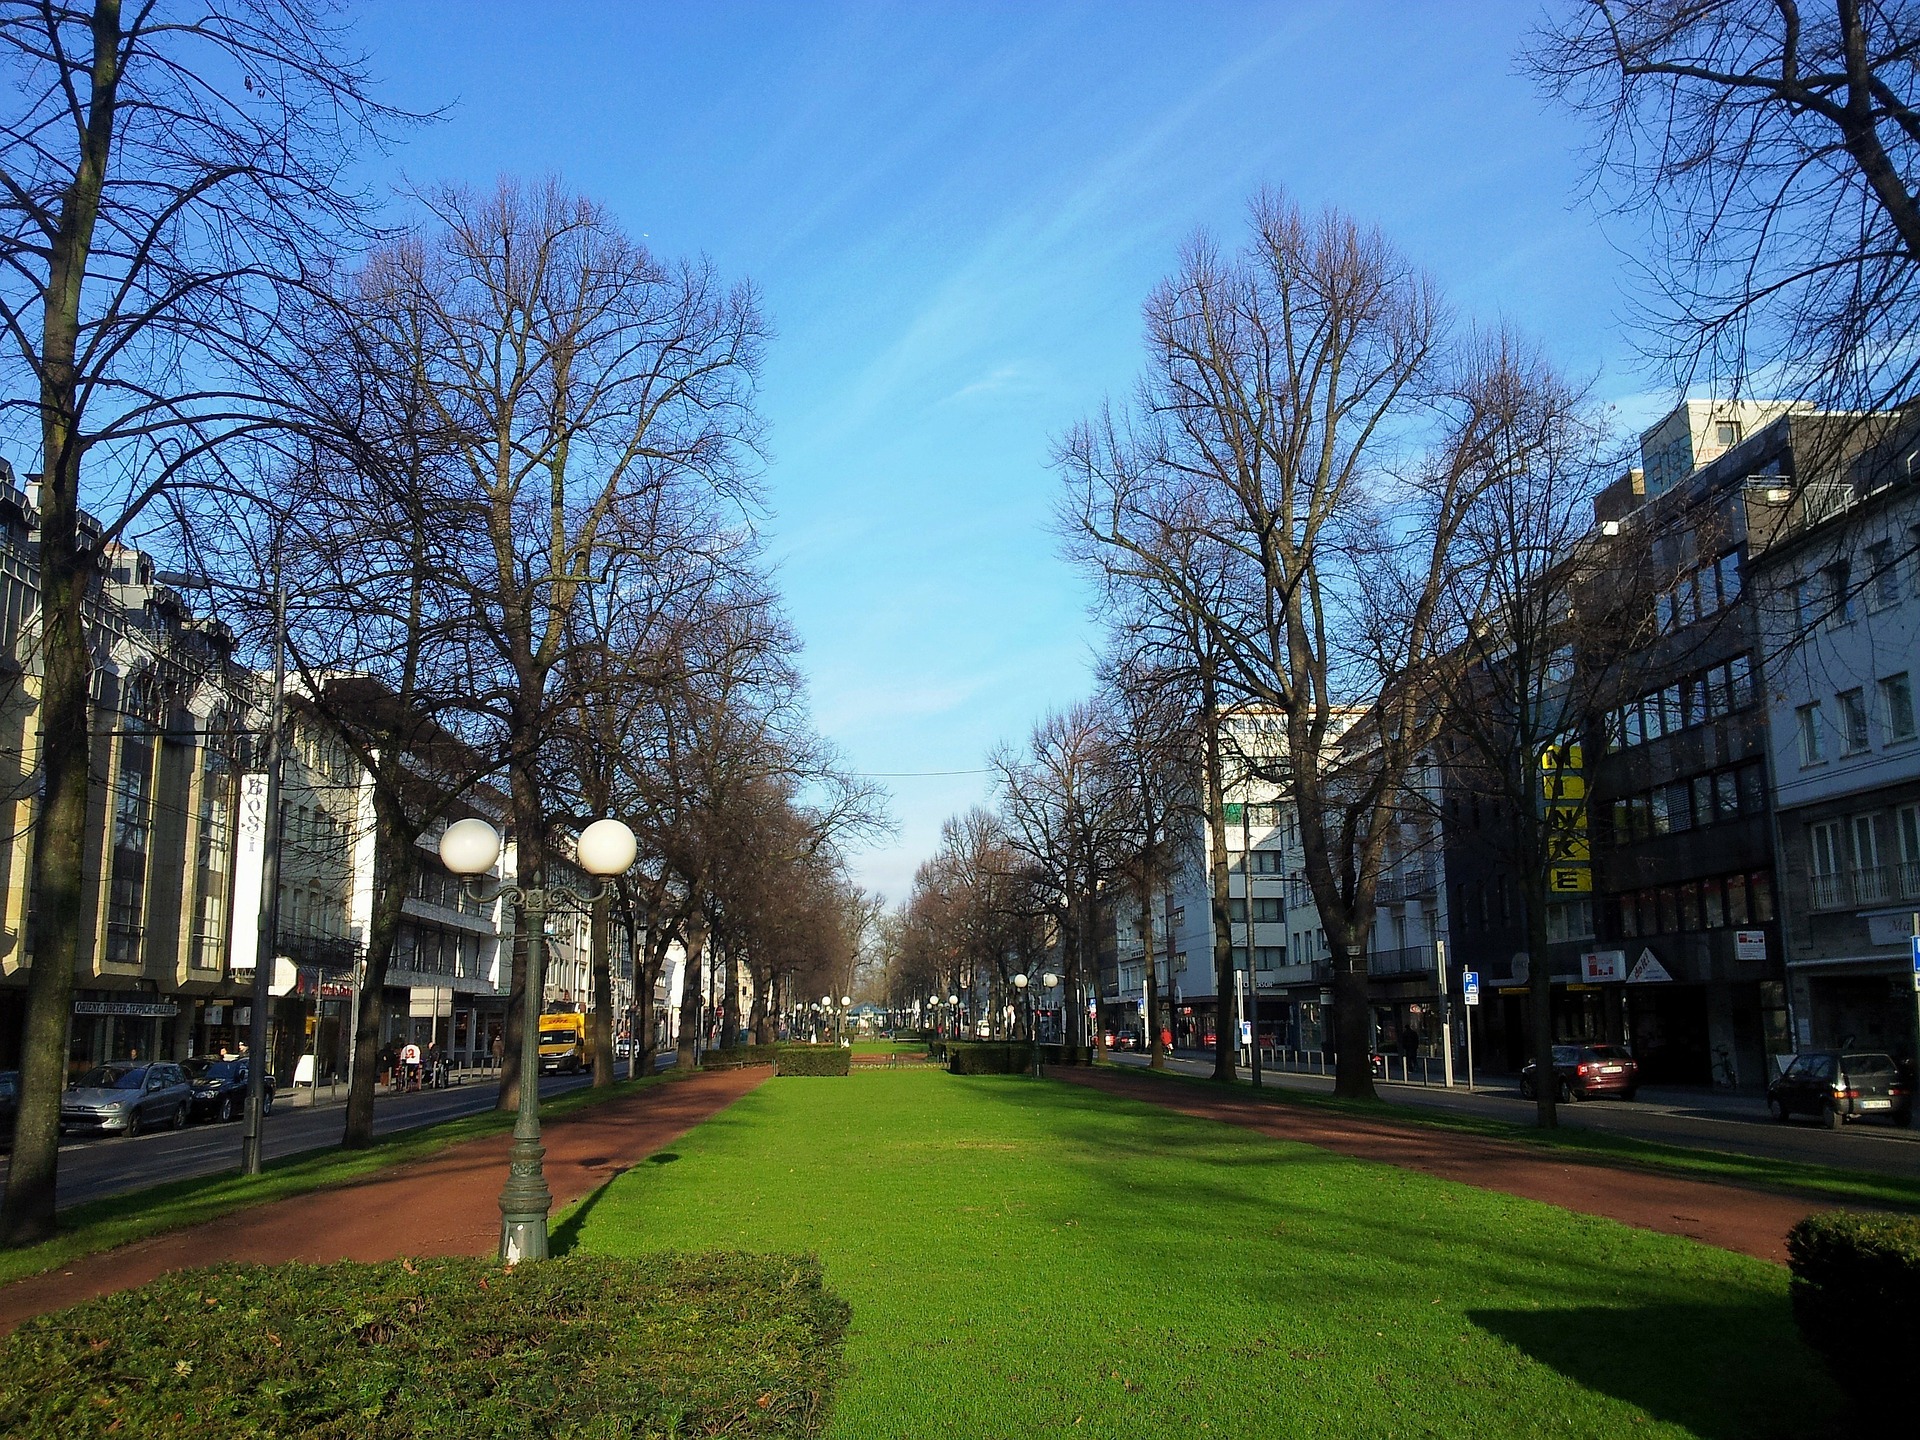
1111;1051;1920;1180
0;1061;656;1211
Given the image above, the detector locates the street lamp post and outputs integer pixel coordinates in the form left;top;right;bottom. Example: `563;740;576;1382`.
1014;973;1038;1077
440;814;636;1264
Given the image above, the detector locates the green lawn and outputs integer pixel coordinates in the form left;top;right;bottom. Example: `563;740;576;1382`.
561;1069;1842;1439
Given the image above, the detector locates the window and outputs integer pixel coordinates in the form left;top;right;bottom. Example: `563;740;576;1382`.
1702;880;1726;929
1738;762;1766;814
1749;870;1776;922
1716;420;1742;447
1824;560;1853;624
1797;702;1826;765
1254;946;1285;970
1727;654;1752;710
1867;540;1900;609
1849;814;1882;871
1251;897;1283;922
1715;771;1740;822
1625;702;1645;746
1692;775;1714;826
1227;898;1246;923
1249;850;1283;874
1881;673;1916;742
1838;689;1870;754
1898;804;1920;866
1666;781;1694;832
1794;578;1820;630
1716;551;1742;604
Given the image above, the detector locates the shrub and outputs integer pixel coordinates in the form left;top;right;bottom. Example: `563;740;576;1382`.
0;1251;848;1439
1786;1210;1920;1420
947;1042;1031;1076
700;1043;780;1069
1039;1044;1095;1067
775;1046;851;1077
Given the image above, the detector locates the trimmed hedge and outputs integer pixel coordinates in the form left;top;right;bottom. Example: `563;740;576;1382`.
947;1042;1032;1075
0;1252;848;1439
1786;1210;1920;1420
1039;1044;1096;1067
775;1046;851;1077
700;1043;780;1069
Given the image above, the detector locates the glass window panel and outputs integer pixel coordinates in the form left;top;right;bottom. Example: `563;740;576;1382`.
1678;881;1701;931
1715;771;1740;821
1658;887;1680;934
1702;878;1726;929
1726;873;1750;926
1693;775;1715;826
1749;871;1776;922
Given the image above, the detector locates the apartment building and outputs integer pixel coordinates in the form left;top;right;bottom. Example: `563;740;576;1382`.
0;465;265;1073
1752;431;1920;1059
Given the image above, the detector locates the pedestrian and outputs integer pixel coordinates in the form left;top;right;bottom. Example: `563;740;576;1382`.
400;1039;422;1091
490;1031;505;1071
1159;1026;1173;1054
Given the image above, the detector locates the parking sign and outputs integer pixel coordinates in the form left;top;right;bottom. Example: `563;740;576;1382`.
1463;971;1480;1007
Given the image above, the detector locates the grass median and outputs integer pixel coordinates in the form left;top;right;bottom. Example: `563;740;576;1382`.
1114;1062;1920;1211
0;1070;681;1291
564;1067;1841;1438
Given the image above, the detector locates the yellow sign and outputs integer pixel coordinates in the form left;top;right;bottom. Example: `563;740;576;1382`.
1541;742;1591;893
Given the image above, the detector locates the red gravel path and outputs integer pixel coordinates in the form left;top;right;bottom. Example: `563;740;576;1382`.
0;1067;767;1335
1057;1067;1831;1263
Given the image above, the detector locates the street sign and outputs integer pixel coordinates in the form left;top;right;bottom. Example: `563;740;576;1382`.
1462;971;1480;1007
1911;934;1920;979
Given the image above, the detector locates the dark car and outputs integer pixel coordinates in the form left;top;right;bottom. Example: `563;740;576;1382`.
1519;1043;1639;1102
59;1062;193;1136
0;1069;17;1146
183;1055;275;1123
1767;1050;1912;1128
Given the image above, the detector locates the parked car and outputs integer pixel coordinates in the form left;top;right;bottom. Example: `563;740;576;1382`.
1767;1050;1912;1128
1518;1044;1639;1102
182;1055;274;1123
0;1069;17;1145
60;1062;193;1136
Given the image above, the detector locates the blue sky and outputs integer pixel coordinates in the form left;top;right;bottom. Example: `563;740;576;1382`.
354;1;1668;904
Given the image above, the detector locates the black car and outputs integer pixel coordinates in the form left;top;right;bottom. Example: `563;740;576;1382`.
183;1055;275;1123
1767;1050;1912;1128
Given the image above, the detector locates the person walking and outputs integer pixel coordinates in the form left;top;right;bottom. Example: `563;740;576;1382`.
490;1031;505;1072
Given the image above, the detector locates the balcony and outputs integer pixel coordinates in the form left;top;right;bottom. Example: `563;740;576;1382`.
1808;862;1920;911
1366;945;1432;977
1376;864;1439;905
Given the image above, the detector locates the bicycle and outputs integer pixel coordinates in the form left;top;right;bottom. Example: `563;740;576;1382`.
1712;1046;1738;1089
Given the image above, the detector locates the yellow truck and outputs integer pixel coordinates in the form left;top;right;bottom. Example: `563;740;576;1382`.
537;1012;590;1075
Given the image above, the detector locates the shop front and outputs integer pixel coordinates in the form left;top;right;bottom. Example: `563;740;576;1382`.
66;994;181;1074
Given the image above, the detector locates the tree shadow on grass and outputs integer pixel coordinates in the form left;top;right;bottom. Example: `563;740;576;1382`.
1468;1303;1847;1439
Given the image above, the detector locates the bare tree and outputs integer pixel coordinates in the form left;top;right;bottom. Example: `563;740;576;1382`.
1425;333;1643;1126
390;178;765;1110
0;0;402;1245
1061;191;1510;1100
1095;649;1200;1071
1530;1;1920;419
993;705;1128;1049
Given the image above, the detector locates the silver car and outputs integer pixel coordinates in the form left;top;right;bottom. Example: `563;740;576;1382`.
60;1062;192;1136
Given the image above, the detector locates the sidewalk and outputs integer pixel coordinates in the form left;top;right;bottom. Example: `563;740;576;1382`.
0;1064;768;1337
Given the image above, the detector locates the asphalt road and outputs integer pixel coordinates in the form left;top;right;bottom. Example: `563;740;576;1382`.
1111;1051;1920;1180
0;1062;651;1211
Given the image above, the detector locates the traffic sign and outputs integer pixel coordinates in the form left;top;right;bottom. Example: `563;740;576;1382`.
1462;971;1480;1007
1910;934;1920;978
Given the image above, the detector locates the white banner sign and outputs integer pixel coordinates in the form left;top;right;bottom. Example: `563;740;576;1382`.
1580;949;1625;984
228;772;269;977
1734;929;1767;961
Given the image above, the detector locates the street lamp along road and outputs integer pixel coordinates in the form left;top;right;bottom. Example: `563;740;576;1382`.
439;814;637;1264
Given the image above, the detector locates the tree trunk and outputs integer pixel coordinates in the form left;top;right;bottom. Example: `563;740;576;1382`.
1328;922;1375;1100
588;887;614;1087
1200;661;1237;1084
0;451;91;1244
343;793;416;1147
1524;861;1559;1128
0;4;121;1249
719;939;740;1050
674;917;708;1068
1138;870;1166;1070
